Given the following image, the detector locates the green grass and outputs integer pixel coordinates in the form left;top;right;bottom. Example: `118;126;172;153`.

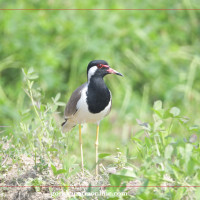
0;1;200;199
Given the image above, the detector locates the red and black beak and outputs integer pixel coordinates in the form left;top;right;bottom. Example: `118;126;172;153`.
107;67;123;76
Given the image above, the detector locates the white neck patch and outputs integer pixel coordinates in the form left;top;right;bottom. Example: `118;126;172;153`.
88;66;98;83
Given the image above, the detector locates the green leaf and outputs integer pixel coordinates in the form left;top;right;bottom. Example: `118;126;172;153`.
189;125;199;131
51;164;66;176
56;102;66;106
98;153;111;159
20;109;30;115
154;119;163;130
29;81;34;89
153;100;162;110
116;168;136;178
109;174;133;186
28;67;34;74
109;174;122;186
174;187;185;200
47;148;58;152
162;108;171;119
28;74;39;80
145;137;151;148
179;117;189;124
185;143;193;163
22;68;27;76
170;107;180;117
54;93;61;102
56;169;67;175
165;145;173;160
187;158;195;175
109;168;135;187
51;164;57;175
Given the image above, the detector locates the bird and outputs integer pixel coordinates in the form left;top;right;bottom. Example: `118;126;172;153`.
62;60;123;176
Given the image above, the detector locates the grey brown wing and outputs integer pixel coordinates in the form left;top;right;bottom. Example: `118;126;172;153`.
64;83;87;119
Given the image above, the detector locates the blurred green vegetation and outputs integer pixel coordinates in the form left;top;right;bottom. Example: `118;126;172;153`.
0;3;200;126
0;2;200;198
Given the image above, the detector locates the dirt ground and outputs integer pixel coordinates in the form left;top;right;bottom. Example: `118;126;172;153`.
0;146;139;200
0;164;106;199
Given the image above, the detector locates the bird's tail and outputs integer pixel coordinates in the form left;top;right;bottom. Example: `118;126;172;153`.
61;119;76;132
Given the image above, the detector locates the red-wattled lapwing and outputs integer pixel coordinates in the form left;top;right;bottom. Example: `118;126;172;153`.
62;60;123;176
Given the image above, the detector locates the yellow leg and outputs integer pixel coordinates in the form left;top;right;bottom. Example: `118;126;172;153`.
79;124;84;173
95;125;99;176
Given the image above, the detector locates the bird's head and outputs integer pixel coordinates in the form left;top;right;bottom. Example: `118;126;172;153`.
87;60;123;81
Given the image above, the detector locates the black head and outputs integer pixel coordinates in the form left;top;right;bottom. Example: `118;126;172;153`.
87;60;123;81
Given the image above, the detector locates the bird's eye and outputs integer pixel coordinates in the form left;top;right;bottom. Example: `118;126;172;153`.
98;64;103;68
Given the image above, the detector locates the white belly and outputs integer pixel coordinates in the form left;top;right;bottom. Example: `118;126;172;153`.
73;87;111;124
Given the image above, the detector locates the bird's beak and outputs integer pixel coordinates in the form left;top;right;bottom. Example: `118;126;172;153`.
107;67;123;76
